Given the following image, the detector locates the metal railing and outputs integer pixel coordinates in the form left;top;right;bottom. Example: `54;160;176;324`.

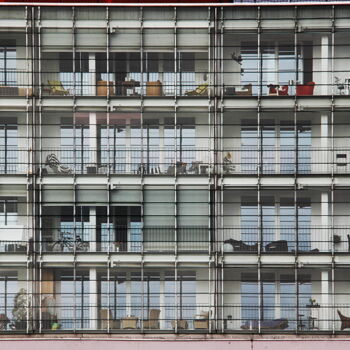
1;302;350;333
39;226;210;253
39;147;209;175
2;225;350;254
223;147;350;175
41;71;207;97
29;146;350;176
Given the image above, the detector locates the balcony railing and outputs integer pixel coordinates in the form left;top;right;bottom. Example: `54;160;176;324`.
2;226;350;254
222;303;346;332
0;69;32;97
222;226;350;253
41;72;207;97
224;147;350;175
39;226;210;253
31;147;350;176
1;302;350;333
0;147;28;174
39;147;210;175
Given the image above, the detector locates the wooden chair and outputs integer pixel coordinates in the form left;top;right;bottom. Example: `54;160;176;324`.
143;309;161;329
100;309;120;330
193;311;210;329
171;319;188;330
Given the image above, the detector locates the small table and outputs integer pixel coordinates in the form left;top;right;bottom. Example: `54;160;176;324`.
121;80;140;96
171;319;188;330
121;316;138;329
307;306;320;330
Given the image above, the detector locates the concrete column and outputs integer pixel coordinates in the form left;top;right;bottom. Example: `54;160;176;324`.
321;192;329;252
89;52;96;96
321;114;329;173
89;268;98;330
321;270;330;331
89;112;97;168
89;207;96;252
321;36;329;95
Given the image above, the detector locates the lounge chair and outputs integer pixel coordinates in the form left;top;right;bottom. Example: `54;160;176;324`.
224;238;258;252
143;309;161;329
241;318;289;330
338;309;350;330
185;84;208;96
47;80;70;96
44;154;72;174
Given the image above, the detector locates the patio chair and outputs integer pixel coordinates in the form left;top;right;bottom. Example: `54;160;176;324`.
143;309;161;329
44;153;72;174
47;80;70;96
0;313;9;330
194;311;210;330
100;309;120;330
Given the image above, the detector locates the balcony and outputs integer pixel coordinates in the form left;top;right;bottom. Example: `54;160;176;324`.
3;147;350;176
39;147;210;175
222;147;350;175
222;226;350;253
0;69;32;97
41;51;208;98
39;226;210;253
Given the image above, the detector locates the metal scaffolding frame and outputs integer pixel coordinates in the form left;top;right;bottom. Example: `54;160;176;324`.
0;2;349;335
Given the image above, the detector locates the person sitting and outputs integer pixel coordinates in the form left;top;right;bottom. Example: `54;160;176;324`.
223;152;235;174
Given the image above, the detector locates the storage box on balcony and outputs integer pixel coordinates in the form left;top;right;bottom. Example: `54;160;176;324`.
146;81;163;96
97;81;115;96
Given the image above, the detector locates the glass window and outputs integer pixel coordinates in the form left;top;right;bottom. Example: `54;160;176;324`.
0;123;17;174
101;273;127;320
60;122;90;173
0;198;17;226
59;272;89;330
0;45;16;86
0;274;17;328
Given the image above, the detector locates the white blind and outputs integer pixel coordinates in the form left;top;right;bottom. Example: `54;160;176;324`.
110;188;141;204
177;189;208;226
41;29;73;51
76;187;107;205
42;187;74;205
76;29;106;51
144;189;175;226
143;29;174;49
177;29;208;48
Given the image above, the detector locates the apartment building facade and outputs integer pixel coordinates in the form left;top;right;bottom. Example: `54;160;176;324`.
1;1;350;349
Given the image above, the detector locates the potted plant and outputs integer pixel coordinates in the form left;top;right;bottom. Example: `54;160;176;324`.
307;298;320;308
334;234;341;244
12;288;32;330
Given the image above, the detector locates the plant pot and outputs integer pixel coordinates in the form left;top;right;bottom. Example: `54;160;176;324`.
334;234;341;244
